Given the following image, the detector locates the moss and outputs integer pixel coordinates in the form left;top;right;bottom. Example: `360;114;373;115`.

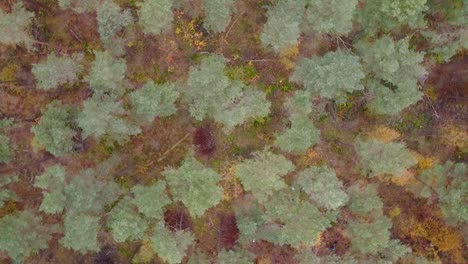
266;78;295;93
395;112;432;132
225;62;259;84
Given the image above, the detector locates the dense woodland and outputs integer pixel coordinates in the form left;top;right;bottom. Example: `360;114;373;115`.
0;0;467;263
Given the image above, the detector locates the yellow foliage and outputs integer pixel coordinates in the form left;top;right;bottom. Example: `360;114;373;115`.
388;207;401;218
257;257;272;264
439;123;468;149
367;126;400;143
314;232;324;247
402;217;462;260
299;148;321;167
425;86;438;101
31;136;45;153
0;64;19;82
132;239;155;264
173;11;206;50
220;165;244;201
279;44;299;70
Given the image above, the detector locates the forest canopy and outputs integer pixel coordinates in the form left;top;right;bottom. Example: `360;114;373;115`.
0;0;467;263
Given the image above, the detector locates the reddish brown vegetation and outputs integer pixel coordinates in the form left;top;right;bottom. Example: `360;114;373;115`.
193;124;216;157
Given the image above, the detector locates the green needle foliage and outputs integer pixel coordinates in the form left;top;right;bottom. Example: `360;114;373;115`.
163;151;223;217
0;119;13;164
58;0;100;13
57;165;121;252
130;81;179;123
347;216;410;259
291;50;365;101
137;0;174;35
31;101;77;157
32;53;82;90
35;167;121;252
97;0;133;50
0;134;11;164
202;0;235;33
88;51;127;96
366;79;423;115
274;116;320;154
235;149;295;202
77;95;141;143
355;137;417;177
0;210;58;262
295;251;358;264
415;162;468;224
60;213;101;253
64;168;121;215
304;0;358;35
260;0;305;52
34;165;67;214
131;181;171;219
295;165;349;210
184;54;270;132
357;36;426;114
217;247;256;264
107;197;149;243
347;184;383;216
361;0;428;35
233;194;268;244
151;222;194;264
358;36;427;85
0;2;34;49
0;175;18;208
284;90;312;119
263;189;334;247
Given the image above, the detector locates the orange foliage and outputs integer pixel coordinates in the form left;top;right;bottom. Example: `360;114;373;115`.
401;217;463;262
439;123;468;149
367;126;400;143
220;165;244;201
